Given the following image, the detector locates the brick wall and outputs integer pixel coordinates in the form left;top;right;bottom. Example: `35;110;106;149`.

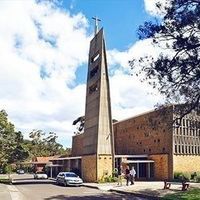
72;134;84;156
149;154;169;180
173;155;200;173
81;155;97;182
113;107;173;156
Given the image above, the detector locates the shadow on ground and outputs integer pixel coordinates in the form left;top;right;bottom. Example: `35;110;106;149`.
43;192;155;200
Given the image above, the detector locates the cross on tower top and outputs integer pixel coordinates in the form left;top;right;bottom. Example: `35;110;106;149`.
92;16;101;36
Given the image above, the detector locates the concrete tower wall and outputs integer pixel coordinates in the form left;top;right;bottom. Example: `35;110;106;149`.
81;28;114;182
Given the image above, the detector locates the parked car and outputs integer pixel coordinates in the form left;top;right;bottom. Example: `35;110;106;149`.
56;172;83;186
17;169;24;174
34;171;48;179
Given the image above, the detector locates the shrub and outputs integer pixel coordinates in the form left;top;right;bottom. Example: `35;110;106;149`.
174;172;183;179
196;176;200;183
174;172;191;181
182;172;191;181
98;175;118;183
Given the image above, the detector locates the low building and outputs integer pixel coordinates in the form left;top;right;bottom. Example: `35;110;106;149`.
32;156;55;172
70;105;200;181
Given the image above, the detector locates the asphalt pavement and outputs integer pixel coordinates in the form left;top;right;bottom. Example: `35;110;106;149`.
0;183;147;200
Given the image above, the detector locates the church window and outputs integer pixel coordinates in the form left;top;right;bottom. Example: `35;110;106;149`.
157;139;160;143
182;146;184;154
89;83;98;94
90;65;99;79
163;147;165;152
180;128;182;135
183;119;185;126
91;52;100;63
178;145;181;154
186;146;188;154
175;145;177;153
186;128;189;135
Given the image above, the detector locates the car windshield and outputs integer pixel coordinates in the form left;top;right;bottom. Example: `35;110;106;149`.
65;173;78;177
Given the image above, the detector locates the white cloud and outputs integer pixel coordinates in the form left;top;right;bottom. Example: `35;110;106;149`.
0;0;89;146
108;38;166;121
0;0;167;148
144;0;171;17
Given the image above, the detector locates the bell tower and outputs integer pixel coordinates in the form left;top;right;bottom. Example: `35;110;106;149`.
81;19;114;182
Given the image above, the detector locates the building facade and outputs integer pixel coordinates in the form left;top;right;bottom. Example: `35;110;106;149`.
71;105;200;181
48;23;200;182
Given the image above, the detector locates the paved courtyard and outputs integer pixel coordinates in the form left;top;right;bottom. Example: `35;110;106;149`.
84;180;200;198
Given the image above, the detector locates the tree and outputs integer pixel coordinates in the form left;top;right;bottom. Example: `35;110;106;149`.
130;0;200;116
28;130;66;157
0;110;28;164
73;116;118;135
72;116;85;135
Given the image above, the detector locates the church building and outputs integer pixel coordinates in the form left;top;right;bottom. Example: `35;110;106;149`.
49;22;200;182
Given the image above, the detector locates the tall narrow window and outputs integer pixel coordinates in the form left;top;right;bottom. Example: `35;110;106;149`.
89;83;98;94
91;52;100;63
90;65;99;79
175;144;177;153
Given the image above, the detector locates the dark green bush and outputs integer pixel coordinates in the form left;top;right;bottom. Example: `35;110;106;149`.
196;176;200;183
174;172;191;181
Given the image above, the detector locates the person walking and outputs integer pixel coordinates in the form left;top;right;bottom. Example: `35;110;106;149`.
130;166;136;185
125;166;130;186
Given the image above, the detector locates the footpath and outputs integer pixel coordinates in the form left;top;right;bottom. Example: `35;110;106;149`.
83;181;200;199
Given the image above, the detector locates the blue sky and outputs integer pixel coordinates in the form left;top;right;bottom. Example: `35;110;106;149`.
0;0;164;147
62;0;155;49
63;0;156;85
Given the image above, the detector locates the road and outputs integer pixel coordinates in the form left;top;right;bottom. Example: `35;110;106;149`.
0;174;149;199
0;183;148;200
11;173;54;184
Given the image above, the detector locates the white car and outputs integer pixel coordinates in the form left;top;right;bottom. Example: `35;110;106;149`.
56;172;83;186
34;171;48;179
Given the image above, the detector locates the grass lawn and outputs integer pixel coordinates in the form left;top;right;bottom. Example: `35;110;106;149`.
162;188;200;200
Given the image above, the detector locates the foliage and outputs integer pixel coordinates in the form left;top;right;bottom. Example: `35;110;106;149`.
174;171;191;181
162;188;200;200
0;110;70;171
174;171;183;179
130;0;200;116
73;116;118;135
72;116;85;135
196;176;200;183
26;130;68;157
104;175;118;183
0;110;28;165
98;175;118;183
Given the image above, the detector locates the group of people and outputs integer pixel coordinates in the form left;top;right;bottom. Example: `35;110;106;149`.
117;165;136;186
